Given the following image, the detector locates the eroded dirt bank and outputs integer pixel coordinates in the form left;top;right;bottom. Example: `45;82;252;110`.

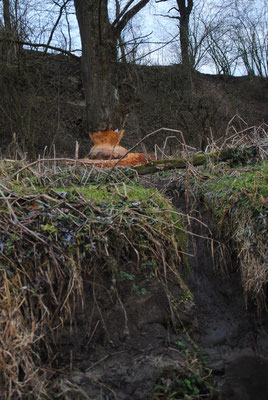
165;178;268;400
55;181;268;400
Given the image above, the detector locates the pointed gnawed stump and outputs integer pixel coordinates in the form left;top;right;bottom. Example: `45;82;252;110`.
73;129;155;167
89;130;127;160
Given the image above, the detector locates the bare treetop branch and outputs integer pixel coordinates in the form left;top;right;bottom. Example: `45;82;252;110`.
114;0;151;35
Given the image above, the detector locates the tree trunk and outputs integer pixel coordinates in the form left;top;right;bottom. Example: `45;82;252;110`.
177;0;193;105
179;14;190;69
74;0;121;132
1;0;19;62
3;0;12;31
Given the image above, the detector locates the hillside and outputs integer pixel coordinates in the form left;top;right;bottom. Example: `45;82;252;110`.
0;51;267;159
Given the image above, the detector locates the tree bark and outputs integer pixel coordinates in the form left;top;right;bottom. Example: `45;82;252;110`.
3;0;12;32
1;0;19;62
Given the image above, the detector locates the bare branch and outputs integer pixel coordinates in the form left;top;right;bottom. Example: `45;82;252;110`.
111;0;136;29
44;0;70;55
114;0;150;35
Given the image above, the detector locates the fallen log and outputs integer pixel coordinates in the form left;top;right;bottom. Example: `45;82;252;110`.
134;146;258;175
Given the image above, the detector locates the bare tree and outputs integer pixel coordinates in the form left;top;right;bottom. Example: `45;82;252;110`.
188;1;223;70
206;26;238;75
200;0;267;77
231;0;268;77
44;0;71;54
177;0;193;72
3;0;12;31
0;0;26;61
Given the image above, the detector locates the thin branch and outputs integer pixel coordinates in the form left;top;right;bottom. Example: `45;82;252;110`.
154;13;179;20
45;0;70;55
10;158;89;178
0;37;80;59
108;127;183;175
134;145;260;175
123;33;179;63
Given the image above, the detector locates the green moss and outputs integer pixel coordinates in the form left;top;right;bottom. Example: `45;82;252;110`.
65;182;167;204
1;168;188;265
202;161;267;217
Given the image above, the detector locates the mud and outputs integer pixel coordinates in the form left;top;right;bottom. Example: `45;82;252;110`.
221;354;268;400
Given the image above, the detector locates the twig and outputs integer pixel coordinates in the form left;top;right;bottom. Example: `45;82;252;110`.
0;188;18;222
107;114;129;165
10;158;89;178
75;141;79;160
108;127;185;176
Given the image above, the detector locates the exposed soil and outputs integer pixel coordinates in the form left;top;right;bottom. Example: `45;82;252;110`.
167;181;268;398
52;181;268;400
187;223;268;399
60;280;192;399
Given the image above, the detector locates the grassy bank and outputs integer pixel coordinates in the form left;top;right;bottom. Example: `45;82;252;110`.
192;161;267;310
0;161;190;399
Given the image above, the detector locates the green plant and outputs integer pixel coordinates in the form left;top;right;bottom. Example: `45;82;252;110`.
175;340;186;350
131;283;147;296
179;290;193;304
119;271;135;280
153;367;212;399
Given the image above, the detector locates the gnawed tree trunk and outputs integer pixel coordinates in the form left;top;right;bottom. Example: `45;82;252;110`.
74;0;120;132
74;0;150;132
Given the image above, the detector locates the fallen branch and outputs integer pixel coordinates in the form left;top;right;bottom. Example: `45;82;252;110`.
134;146;259;175
108;127;184;176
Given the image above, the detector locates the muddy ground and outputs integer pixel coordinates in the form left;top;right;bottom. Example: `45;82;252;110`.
55;178;268;400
